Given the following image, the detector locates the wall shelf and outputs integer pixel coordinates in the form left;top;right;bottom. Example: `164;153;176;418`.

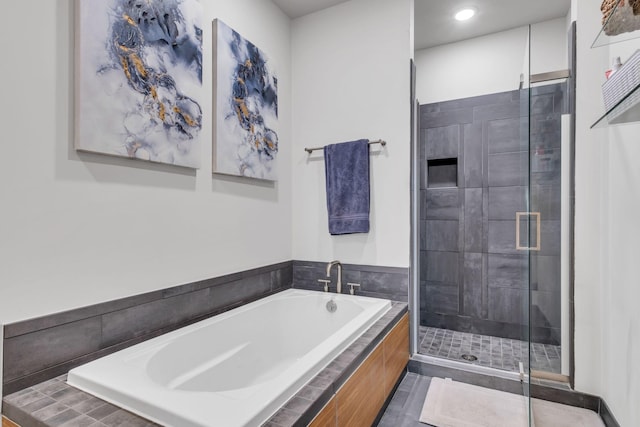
591;81;640;128
591;1;640;128
592;0;640;48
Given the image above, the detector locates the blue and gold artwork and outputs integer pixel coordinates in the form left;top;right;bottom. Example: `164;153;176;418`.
213;20;279;181
76;0;203;168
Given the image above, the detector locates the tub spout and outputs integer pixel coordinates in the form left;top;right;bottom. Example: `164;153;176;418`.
326;260;342;294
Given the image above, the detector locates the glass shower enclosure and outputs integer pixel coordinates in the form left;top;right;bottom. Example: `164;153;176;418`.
411;24;572;426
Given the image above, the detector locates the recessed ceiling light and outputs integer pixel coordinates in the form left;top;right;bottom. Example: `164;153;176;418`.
455;8;476;21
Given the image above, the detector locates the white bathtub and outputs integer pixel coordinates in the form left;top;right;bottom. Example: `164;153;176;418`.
67;289;391;427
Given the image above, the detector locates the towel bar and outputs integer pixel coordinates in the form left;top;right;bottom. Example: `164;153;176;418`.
304;140;386;154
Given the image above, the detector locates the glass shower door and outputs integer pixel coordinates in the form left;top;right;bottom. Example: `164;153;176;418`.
413;26;534;424
526;23;574;390
516;25;540;426
525;22;573;425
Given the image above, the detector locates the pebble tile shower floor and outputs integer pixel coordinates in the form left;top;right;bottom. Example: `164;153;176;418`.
419;326;562;374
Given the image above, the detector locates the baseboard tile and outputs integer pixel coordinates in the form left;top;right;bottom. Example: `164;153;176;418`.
599;398;621;427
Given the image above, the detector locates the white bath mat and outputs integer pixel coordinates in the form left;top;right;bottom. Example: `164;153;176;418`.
419;377;604;427
419;377;528;427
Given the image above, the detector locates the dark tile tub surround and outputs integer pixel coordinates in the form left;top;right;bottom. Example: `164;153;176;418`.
3;375;161;427
293;260;409;302
2;262;293;396
2;303;408;427
419;83;567;345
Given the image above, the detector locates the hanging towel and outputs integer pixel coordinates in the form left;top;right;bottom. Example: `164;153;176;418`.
324;139;370;235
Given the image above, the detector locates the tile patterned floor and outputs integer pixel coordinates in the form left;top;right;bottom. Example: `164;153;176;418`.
419;326;562;374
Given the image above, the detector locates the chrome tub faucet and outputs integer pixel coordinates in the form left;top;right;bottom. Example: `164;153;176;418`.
326;260;342;294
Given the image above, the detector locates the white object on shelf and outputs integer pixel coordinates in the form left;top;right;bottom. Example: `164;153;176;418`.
607;56;623;78
602;49;640;111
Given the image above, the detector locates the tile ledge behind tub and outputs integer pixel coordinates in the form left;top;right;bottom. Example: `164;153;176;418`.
1;301;408;427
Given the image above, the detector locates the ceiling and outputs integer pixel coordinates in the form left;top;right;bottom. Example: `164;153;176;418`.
272;0;351;19
273;0;571;50
414;0;571;50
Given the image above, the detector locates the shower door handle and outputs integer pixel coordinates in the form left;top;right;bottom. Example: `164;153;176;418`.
516;212;541;251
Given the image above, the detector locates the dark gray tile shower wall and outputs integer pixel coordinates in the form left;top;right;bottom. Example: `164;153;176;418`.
2;262;293;396
419;84;566;345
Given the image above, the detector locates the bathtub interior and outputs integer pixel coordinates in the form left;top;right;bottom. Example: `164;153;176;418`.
146;293;366;391
67;289;392;427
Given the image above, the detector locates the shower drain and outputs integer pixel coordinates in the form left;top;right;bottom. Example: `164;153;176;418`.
460;354;478;362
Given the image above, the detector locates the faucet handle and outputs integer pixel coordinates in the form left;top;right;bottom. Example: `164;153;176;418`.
347;283;361;295
317;279;331;292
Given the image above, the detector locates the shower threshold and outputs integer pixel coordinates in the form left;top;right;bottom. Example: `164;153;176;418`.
418;326;561;374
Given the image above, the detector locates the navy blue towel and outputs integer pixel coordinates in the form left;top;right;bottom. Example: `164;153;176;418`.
324;139;370;235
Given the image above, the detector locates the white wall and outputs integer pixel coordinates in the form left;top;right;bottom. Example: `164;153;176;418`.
572;0;607;402
290;0;413;267
0;0;292;325
530;18;570;75
603;112;640;426
573;1;640;425
415;18;568;103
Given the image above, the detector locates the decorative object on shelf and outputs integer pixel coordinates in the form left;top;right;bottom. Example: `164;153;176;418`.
601;0;640;36
605;56;623;79
213;20;279;181
76;0;203;168
601;0;620;24
595;50;640;126
602;50;640;110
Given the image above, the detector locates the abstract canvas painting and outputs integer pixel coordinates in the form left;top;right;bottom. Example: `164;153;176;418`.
213;20;279;181
76;0;203;168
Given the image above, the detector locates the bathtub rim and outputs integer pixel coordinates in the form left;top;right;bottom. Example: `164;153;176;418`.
66;289;395;427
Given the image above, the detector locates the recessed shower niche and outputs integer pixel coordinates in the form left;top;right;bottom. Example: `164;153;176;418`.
427;158;458;188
